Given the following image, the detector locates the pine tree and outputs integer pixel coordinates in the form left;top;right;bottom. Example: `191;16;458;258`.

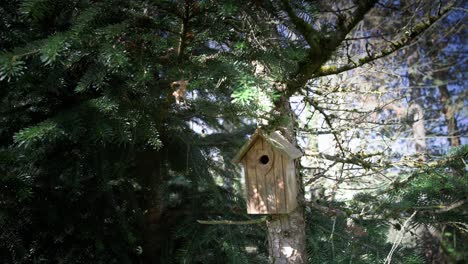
0;1;266;263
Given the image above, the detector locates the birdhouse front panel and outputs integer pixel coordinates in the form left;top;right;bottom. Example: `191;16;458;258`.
233;129;302;214
242;137;298;214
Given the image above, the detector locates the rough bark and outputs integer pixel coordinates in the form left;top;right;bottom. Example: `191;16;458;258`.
137;149;167;264
283;0;379;96
407;51;427;154
176;2;190;59
267;210;307;263
434;69;461;147
409;101;426;153
265;95;307;264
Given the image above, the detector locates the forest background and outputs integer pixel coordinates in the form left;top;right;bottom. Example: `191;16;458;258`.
0;0;466;263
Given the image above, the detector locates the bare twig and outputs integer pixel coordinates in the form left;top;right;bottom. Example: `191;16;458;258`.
384;211;418;264
315;5;453;77
197;217;267;225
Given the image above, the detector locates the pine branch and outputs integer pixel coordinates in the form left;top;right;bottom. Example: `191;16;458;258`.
308;201;384;222
280;0;320;51
176;1;191;59
285;0;378;96
309;201;347;218
332;0;380;45
414;199;468;213
197;217;267;225
315;5;453;77
153;1;183;19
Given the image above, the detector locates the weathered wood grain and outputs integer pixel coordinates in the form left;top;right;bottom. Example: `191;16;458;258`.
238;129;301;214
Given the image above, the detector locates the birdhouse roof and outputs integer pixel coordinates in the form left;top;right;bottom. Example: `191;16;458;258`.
232;128;302;163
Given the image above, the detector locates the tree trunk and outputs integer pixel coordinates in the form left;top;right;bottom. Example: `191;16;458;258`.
434;69;461;147
137;149;167;264
407;51;427;154
267;211;307;263
266;95;307;263
409;101;426;153
408;50;447;264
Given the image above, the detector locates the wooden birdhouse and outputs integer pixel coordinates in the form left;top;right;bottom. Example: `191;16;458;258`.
233;129;302;214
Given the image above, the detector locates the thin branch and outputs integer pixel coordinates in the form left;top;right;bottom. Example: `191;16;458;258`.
280;0;320;51
333;1;379;44
309;201;384;221
303;96;346;155
197;217;267;225
384;211;418;264
285;0;378;96
415;199;468;213
315;5;453;77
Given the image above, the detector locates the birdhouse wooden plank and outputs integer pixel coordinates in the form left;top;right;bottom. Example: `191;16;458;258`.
233;129;302;214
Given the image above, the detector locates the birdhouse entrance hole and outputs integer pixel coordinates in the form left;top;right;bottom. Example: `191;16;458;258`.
259;155;269;164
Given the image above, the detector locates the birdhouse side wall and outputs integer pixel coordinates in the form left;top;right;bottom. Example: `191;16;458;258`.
284;159;298;213
272;148;287;213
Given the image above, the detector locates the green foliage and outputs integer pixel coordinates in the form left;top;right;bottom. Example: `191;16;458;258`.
383;145;467;217
231;86;256;106
305;146;467;264
0;53;26;81
174;189;268;264
348;146;468;263
39;34;68;65
389;146;468;262
19;0;53;21
14;119;65;148
0;1;265;263
306;206;406;264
